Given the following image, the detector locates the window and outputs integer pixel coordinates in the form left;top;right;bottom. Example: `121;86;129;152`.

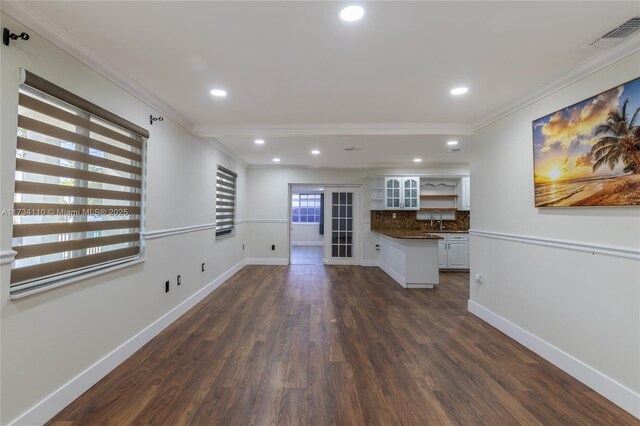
10;70;148;295
216;165;237;237
292;194;322;223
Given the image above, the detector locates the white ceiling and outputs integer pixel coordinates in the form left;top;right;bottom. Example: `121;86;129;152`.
218;134;470;168
8;1;640;168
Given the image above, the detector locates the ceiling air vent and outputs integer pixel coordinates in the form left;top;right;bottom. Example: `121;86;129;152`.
344;147;362;151
583;17;640;49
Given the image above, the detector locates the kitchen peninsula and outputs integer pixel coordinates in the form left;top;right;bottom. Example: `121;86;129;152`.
372;229;443;289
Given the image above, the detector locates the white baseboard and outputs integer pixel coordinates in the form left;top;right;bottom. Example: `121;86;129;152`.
291;242;324;246
360;259;379;267
9;259;246;426
245;258;289;265
468;300;640;419
378;260;406;288
406;284;434;289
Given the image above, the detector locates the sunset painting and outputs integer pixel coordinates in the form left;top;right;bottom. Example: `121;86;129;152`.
533;77;640;207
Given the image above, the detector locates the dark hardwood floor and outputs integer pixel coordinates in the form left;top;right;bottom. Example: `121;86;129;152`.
290;245;324;265
49;266;638;425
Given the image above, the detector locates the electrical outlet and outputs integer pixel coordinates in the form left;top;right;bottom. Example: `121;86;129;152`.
242;244;245;250
271;244;275;251
177;275;181;286
474;274;484;285
375;244;380;251
392;213;397;219
201;262;205;272
375;212;380;218
165;281;169;293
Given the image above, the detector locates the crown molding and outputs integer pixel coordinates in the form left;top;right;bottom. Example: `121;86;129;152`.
1;1;193;130
191;122;475;138
203;137;249;168
473;33;640;130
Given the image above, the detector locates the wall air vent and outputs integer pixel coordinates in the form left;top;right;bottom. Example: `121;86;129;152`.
344;147;362;151
583;17;640;49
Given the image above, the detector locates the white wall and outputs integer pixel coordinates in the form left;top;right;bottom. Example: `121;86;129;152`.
291;223;323;245
245;166;469;263
0;12;247;425
470;52;640;415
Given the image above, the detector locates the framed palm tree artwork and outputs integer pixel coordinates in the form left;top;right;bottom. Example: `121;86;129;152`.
532;77;640;207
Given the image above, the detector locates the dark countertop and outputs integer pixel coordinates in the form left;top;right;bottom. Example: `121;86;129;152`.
428;230;469;234
372;229;444;240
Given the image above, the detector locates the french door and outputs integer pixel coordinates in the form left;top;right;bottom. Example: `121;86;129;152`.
323;187;360;265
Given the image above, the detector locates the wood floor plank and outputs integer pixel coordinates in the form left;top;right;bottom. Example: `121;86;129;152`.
47;266;639;426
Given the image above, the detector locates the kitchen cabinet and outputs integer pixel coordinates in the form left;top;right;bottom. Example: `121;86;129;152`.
447;239;468;268
435;233;469;269
374;230;440;288
384;176;419;210
437;240;447;268
457;176;471;211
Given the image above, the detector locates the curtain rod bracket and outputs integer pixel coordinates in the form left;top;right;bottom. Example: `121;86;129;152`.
3;28;30;47
150;115;164;125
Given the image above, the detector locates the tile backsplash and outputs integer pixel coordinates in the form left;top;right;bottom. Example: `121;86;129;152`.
371;210;470;232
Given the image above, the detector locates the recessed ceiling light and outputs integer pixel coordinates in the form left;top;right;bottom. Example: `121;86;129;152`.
413;158;422;163
447;140;459;146
272;157;281;162
311;150;320;155
254;139;265;145
340;5;365;22
450;87;468;95
210;89;227;97
318;188;324;191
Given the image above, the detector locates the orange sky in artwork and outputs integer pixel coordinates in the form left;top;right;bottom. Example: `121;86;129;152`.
533;86;628;184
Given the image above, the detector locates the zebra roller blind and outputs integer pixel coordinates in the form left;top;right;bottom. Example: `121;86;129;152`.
216;165;237;237
11;70;147;291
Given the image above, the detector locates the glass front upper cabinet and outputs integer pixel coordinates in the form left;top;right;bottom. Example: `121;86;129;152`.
384;176;419;210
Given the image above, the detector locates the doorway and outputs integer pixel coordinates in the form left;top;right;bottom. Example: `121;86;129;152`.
289;185;325;265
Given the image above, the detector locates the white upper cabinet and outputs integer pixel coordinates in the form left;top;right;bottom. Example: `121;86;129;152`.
385;177;401;209
457;176;471;211
385;176;419;210
402;177;420;210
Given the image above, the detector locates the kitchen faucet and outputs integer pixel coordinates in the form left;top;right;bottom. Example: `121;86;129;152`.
430;210;444;231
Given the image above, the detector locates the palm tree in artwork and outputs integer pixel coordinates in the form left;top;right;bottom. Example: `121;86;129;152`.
591;99;640;173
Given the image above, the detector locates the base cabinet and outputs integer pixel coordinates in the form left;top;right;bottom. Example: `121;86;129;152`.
446;241;468;268
436;233;469;269
437;241;447;268
377;233;440;288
